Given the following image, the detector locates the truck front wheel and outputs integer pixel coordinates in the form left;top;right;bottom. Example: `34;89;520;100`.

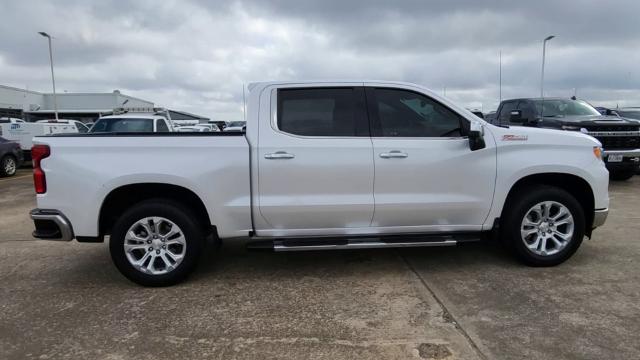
109;200;204;286
502;186;585;267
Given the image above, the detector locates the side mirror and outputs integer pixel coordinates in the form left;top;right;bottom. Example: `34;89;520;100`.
509;110;524;123
469;122;486;151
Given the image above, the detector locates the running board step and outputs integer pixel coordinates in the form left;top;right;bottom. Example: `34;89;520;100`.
247;233;481;252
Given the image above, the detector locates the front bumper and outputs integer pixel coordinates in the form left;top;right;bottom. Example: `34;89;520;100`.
603;148;640;162
592;208;609;229
602;149;640;170
602;148;640;157
30;209;74;241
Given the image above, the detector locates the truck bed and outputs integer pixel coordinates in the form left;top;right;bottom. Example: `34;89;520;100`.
33;133;252;239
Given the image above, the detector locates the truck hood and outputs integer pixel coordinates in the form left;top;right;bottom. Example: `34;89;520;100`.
540;114;640;127
488;123;602;148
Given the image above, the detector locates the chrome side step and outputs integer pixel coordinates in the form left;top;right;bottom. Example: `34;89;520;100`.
272;239;457;252
247;233;482;252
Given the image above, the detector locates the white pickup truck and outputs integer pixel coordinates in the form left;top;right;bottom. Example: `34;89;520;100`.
31;81;610;286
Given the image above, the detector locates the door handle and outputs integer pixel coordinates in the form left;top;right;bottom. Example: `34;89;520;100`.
265;151;295;160
379;150;408;159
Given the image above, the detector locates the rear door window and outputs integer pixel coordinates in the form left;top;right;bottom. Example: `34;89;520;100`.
277;88;367;137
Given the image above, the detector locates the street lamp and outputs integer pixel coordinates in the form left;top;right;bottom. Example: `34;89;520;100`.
38;31;59;120
499;50;502;102
540;35;555;99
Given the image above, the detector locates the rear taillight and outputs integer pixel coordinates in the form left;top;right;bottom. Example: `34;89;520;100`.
31;144;50;194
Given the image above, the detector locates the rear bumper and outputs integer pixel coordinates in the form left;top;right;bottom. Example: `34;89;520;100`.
592;208;609;229
30;209;74;241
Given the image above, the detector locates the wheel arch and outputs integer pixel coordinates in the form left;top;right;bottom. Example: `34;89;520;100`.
99;183;213;237
500;173;596;236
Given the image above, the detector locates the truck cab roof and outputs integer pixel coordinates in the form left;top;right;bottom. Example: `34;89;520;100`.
99;114;168;120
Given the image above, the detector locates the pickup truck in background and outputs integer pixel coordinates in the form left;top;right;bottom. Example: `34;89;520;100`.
31;81;609;286
492;97;640;180
89;107;175;133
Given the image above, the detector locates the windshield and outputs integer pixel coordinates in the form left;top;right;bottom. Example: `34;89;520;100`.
227;121;245;127
75;122;89;133
617;110;640;120
532;99;601;117
90;118;154;133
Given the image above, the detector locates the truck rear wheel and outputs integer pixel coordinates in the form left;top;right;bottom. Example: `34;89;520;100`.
109;200;204;286
501;186;585;267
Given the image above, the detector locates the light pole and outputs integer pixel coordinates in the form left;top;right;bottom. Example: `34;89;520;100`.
499;50;502;102
38;32;59;120
540;35;555;99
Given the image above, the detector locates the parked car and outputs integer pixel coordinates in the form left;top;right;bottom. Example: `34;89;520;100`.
493;97;640;180
36;119;90;133
0;136;24;177
223;121;246;132
90;114;174;133
195;124;220;131
175;126;211;132
208;120;227;131
31;80;609;286
615;108;640;174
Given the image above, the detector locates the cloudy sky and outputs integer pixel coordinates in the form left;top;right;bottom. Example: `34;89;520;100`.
1;0;639;120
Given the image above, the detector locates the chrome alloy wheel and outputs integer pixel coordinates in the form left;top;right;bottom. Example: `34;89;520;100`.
520;201;574;256
4;157;16;175
124;217;186;275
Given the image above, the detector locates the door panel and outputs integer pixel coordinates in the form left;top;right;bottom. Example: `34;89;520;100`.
256;85;375;234
371;138;496;228
366;86;496;230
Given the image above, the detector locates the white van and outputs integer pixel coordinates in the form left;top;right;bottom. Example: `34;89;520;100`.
0;121;79;159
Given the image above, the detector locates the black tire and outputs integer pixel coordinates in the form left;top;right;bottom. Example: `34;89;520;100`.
501;185;585;267
609;169;636;181
0;155;17;177
109;199;204;286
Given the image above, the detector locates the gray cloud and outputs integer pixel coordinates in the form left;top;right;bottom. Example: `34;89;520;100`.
1;0;639;120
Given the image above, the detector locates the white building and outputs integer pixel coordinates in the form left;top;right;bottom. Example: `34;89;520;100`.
0;84;208;124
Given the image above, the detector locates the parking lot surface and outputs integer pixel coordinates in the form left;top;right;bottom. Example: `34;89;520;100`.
1;173;639;359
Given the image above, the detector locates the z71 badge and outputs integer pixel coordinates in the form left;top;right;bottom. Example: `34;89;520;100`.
502;134;528;141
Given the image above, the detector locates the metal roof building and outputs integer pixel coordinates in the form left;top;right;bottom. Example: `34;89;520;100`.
0;84;209;124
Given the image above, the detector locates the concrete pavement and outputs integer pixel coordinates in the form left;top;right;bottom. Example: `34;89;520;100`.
402;177;640;360
1;173;639;359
